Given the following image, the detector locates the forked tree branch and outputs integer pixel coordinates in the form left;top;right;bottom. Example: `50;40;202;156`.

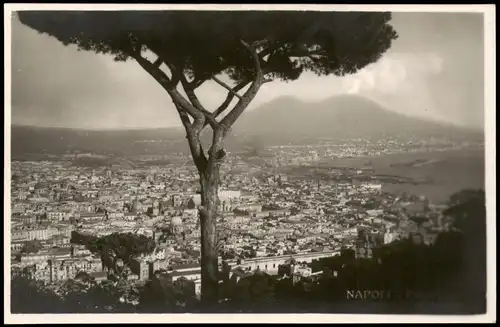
200;79;251;130
215;80;251;116
131;40;268;171
180;75;220;130
153;57;163;68
132;53;172;89
212;76;243;99
207;128;226;168
177;108;193;129
219;40;265;130
175;104;209;172
131;52;209;172
179;75;207;130
134;56;204;127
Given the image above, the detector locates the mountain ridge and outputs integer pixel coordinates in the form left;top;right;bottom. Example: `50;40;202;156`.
10;95;483;158
246;94;457;128
234;94;480;137
11;95;481;133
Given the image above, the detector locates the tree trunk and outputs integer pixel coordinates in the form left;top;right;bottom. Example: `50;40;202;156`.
198;163;221;308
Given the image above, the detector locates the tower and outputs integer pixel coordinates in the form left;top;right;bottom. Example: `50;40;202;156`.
172;194;182;207
140;260;149;281
152;199;160;216
131;197;143;213
170;216;184;236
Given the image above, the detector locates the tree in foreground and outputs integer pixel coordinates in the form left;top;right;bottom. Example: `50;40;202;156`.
18;10;398;307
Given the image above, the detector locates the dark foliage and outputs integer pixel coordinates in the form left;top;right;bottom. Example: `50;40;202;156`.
11;273;136;313
20;240;43;254
138;276;197;313
71;231;156;269
17;11;397;84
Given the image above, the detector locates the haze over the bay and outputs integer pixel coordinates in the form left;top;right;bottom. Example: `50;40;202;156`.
11;12;484;130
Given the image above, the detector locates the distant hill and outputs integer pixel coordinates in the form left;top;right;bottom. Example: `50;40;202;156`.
233;95;478;141
10;95;483;158
10;125;187;158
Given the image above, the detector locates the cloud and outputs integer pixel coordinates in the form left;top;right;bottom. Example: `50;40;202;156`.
11;18;180;130
10;12;485;130
342;52;443;95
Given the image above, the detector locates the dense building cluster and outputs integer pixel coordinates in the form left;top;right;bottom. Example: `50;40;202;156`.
10;144;456;304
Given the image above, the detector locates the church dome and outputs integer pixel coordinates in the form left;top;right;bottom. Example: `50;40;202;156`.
132;198;143;212
170;216;183;227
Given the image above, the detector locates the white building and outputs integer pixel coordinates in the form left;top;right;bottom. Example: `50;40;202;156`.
226;250;341;276
46;211;71;222
363;183;383;191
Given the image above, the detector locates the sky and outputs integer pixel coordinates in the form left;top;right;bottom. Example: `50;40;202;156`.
10;11;485;130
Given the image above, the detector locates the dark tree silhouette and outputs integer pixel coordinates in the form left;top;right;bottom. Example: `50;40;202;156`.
138;275;198;313
442;189;487;313
18;10;398;306
11;273;134;313
21;240;43;254
226;272;276;312
11;273;63;313
444;189;485;232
